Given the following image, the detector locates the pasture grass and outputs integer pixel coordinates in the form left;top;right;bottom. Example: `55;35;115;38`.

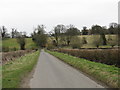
2;51;40;88
2;35;117;51
2;38;37;51
48;35;117;48
46;50;119;88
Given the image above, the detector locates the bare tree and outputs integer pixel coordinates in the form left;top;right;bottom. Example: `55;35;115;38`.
11;28;16;38
65;24;80;45
52;24;66;46
32;25;47;48
0;26;8;38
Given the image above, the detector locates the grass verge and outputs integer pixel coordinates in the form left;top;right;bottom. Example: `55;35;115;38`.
46;50;119;88
2;51;40;88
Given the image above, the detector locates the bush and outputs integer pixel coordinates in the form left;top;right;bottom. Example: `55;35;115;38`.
82;37;87;44
17;37;26;50
54;49;119;67
10;47;17;51
2;46;9;52
30;46;38;50
47;44;55;50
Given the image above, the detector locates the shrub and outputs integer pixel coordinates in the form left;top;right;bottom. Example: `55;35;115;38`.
30;46;38;50
47;44;55;50
10;47;17;51
100;33;107;45
2;46;9;52
17;37;26;50
82;37;87;44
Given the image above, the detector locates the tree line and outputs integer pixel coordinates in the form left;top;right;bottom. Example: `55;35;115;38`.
1;22;120;50
0;22;119;38
47;23;119;48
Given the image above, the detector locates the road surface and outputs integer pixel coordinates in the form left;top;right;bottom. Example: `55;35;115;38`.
29;50;104;88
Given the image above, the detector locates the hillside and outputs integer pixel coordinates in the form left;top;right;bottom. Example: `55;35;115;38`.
2;35;118;52
2;38;37;51
48;35;118;48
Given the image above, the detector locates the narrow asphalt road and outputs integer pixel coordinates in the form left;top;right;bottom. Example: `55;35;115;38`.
29;50;104;88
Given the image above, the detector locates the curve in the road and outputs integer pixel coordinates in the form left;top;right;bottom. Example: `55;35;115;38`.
29;50;104;88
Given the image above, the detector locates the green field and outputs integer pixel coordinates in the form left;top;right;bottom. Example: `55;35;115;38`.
2;35;118;51
2;38;37;51
2;51;40;88
79;35;117;48
46;50;119;88
48;35;118;48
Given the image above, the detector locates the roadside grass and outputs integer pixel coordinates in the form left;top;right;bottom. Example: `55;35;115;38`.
2;51;40;88
46;50;119;88
0;66;2;89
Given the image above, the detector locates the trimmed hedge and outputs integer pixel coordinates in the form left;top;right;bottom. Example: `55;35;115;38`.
52;49;119;67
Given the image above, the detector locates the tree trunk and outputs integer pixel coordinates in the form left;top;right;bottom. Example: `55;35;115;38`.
20;44;25;50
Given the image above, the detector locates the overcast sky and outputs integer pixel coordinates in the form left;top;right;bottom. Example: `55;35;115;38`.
0;0;119;35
